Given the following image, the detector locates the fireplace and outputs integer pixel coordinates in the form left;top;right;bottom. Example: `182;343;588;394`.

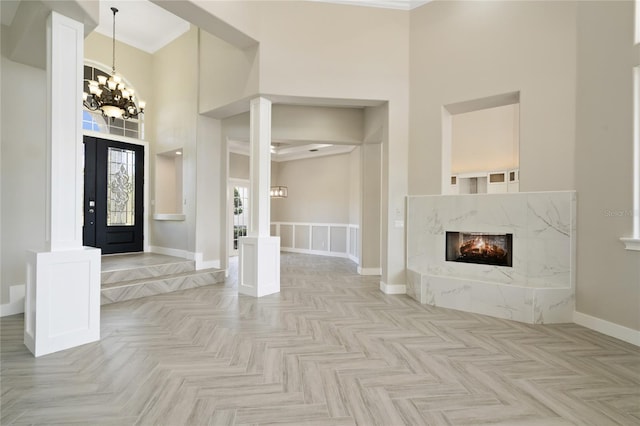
446;232;513;267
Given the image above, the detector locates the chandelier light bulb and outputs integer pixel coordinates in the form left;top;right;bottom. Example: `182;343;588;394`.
97;75;107;85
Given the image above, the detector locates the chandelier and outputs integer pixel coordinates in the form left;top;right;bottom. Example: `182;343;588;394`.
270;186;288;198
83;7;145;120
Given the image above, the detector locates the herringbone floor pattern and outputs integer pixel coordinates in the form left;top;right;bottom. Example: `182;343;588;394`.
1;253;639;425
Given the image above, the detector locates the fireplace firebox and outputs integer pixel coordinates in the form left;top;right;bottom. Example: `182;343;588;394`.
446;232;513;267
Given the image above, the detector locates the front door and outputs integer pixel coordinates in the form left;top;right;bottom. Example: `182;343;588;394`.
83;135;144;254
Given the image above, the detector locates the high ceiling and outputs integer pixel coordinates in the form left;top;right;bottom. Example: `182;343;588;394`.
92;1;190;54
94;0;429;54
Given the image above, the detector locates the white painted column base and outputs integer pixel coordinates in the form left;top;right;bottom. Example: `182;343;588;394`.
24;247;101;357
238;237;280;297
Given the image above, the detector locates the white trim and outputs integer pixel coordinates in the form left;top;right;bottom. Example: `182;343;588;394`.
358;267;382;276
311;0;431;11
0;299;24;317
150;247;219;269
194;252;220;270
149;246;194;261
379;281;406;295
633;66;640;239
573;311;640;347
621;237;640;251
281;247;351;259
273;221;359;263
0;284;26;317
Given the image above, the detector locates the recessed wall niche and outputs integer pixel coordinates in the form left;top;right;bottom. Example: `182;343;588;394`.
155;149;183;215
442;92;520;195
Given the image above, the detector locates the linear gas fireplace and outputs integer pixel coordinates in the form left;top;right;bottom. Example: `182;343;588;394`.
446;231;513;267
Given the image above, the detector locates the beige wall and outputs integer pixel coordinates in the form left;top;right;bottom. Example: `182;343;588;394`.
451;104;519;174
409;1;576;194
271;105;364;144
148;27;199;252
195;114;224;265
229;152;250;180
199;29;258;114
155;154;180;214
575;1;639;330
271;154;352;224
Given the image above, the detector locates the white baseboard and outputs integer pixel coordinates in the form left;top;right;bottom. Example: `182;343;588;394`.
197;259;221;270
150;246;195;260
281;247;352;260
1;284;25;317
380;281;406;295
573;311;640;347
151;247;220;270
358;267;382;276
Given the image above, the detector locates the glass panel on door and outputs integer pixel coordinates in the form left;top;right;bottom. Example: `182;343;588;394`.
107;147;136;226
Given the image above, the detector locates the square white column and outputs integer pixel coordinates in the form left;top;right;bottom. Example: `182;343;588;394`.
25;11;101;357
25;248;101;357
238;97;280;297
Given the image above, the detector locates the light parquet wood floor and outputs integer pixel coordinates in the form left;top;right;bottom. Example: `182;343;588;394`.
1;253;639;425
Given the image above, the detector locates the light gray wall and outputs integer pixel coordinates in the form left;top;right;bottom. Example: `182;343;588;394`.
575;1;639;330
0;56;47;304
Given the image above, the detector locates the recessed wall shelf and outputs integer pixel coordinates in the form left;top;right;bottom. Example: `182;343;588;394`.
450;169;519;194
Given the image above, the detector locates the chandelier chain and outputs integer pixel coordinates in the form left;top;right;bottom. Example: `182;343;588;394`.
111;7;117;75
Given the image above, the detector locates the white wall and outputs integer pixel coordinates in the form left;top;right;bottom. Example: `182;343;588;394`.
0;56;47;305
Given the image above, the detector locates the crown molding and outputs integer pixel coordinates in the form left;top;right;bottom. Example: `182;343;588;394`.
310;0;431;11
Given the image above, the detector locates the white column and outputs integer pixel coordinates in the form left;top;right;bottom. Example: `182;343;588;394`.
24;12;101;357
249;97;272;237
238;97;280;297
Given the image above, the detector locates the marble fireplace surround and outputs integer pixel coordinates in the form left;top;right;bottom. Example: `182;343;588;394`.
406;191;576;324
